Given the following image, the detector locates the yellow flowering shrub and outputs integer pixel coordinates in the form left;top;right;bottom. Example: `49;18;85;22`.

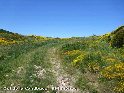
101;62;124;92
101;63;124;79
88;62;100;73
99;33;111;40
102;56;120;66
106;58;117;62
0;37;16;45
63;50;82;55
72;54;85;65
114;81;124;92
0;38;6;42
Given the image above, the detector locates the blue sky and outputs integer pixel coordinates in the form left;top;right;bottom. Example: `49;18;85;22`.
0;0;124;37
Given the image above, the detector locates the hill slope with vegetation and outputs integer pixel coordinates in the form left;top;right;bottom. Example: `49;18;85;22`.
0;26;124;93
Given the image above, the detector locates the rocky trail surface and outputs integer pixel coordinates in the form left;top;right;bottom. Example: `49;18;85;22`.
47;47;80;93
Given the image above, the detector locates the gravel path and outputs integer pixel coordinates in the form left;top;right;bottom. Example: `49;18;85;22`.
48;47;80;93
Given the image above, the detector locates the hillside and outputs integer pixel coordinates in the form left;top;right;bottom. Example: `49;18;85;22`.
0;27;124;93
0;29;49;45
0;29;26;43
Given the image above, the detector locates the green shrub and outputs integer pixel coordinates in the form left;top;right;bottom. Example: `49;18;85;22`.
111;26;124;48
61;42;85;52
